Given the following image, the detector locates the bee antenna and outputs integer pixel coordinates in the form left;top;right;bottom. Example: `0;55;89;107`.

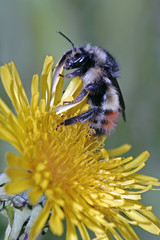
57;30;75;50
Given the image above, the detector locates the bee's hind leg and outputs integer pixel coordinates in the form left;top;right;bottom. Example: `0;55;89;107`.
61;108;99;126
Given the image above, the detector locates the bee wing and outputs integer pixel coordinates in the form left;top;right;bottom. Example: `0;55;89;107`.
111;77;126;121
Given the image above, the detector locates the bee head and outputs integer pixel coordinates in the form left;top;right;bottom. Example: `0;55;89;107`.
64;49;91;69
57;31;95;70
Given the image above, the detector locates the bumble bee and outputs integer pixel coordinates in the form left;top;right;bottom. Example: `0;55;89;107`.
57;31;126;135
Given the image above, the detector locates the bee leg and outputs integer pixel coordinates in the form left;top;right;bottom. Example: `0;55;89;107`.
63;89;88;104
63;82;105;105
85;81;106;93
62;108;99;125
64;69;82;78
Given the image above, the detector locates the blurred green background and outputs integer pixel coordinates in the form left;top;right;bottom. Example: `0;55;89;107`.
0;0;160;239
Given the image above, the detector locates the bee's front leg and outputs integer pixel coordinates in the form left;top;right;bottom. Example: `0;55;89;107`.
63;69;82;78
63;89;88;104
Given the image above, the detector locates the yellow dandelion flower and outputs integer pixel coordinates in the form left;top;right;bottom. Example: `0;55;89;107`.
0;57;160;240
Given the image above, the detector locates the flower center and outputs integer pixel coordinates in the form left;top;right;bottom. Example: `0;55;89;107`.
23;109;96;193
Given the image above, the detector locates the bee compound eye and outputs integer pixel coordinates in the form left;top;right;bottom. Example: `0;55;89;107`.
75;53;81;58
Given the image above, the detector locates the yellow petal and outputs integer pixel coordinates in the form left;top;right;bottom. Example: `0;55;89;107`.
55;92;88;115
9;61;29;108
115;220;139;240
54;204;65;219
6;168;30;180
31;92;39;113
140;209;160;230
49;209;63;236
5;179;33;194
122;151;150;171
132;173;160;186
42;56;54;74
0;64;16;108
61;77;83;101
108;144;132;157
50;65;64;107
31;74;39;96
0;124;23;153
77;222;91;240
0;98;16;119
40;56;54;111
41;61;54;100
66;213;78;240
28;186;43;205
40;99;46;113
125;210;160;235
29;201;51;240
0;63;29;111
46;68;52;111
6;152;31;170
0;107;25;145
